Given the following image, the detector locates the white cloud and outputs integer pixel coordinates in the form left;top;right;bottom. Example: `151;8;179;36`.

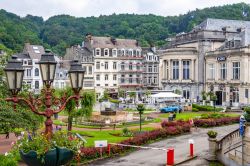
0;0;247;19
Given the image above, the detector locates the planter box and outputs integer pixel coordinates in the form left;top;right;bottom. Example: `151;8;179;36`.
20;147;74;166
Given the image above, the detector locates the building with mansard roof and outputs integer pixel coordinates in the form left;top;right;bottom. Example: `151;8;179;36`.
160;18;250;102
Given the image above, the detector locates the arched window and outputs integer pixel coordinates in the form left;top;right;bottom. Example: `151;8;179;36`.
35;81;39;89
35;68;39;76
104;48;109;56
95;48;101;56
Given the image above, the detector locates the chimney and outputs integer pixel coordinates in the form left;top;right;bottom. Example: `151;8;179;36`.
111;37;117;45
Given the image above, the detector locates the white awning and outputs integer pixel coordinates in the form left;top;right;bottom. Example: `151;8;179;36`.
150;92;182;98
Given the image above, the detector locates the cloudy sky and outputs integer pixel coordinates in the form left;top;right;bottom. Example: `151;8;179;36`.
0;0;248;20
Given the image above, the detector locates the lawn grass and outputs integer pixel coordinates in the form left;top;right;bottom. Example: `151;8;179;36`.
159;112;239;121
72;127;155;147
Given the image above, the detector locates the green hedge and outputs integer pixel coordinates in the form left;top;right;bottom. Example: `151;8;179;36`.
192;104;223;112
0;155;17;166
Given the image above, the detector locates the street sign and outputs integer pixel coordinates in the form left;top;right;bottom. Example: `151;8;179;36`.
95;140;108;147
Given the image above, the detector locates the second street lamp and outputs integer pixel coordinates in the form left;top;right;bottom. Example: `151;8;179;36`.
5;51;85;139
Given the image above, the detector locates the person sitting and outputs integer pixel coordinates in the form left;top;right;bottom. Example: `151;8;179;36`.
173;113;176;120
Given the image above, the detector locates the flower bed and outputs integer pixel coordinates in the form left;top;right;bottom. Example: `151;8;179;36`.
193;117;239;127
79;121;191;162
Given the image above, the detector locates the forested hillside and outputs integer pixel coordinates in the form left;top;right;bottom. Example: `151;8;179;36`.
0;3;249;56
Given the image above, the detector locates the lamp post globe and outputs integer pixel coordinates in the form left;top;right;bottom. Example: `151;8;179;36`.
38;50;57;87
4;55;24;96
68;60;85;93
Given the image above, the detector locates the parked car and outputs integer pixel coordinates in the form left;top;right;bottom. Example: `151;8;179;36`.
160;105;182;113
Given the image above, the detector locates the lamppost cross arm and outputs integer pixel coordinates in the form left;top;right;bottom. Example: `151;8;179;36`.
5;97;45;116
54;94;81;114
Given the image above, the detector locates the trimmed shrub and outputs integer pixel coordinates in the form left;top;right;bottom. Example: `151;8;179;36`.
192;108;199;112
192;104;223;112
193;117;239;127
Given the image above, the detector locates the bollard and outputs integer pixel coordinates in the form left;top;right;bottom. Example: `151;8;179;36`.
108;144;111;156
167;148;174;165
189;139;194;157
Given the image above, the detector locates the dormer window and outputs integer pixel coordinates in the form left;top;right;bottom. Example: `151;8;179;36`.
128;50;133;56
121;49;125;56
104;48;109;56
112;49;117;57
136;50;140;56
95;48;101;56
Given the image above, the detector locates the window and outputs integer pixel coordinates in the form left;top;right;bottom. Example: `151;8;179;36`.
136;75;140;84
104;48;109;56
183;61;190;79
35;81;39;89
96;84;100;86
26;69;31;77
149;56;152;61
148;77;151;84
172;61;179;80
105;74;108;80
113;84;117;86
55;82;59;88
113;74;117;80
95;48;101;56
220;63;227;80
23;60;27;65
128;50;133;56
129;75;133;83
28;60;32;65
183;90;190;99
61;82;65;88
129;63;133;70
245;89;249;98
136;63;140;70
121;49;125;56
121;75;125;83
88;66;92;75
154;77;157;84
35;68;39;76
233;62;240;80
112;49;117;57
113;62;117;70
121;62;125;70
148;66;152;72
105;62;108;70
96;62;100;69
154;65;157;73
96;74;100;81
136;50;140;56
105;84;108;86
208;64;215;79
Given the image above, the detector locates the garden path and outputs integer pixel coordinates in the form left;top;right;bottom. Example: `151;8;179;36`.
0;133;16;154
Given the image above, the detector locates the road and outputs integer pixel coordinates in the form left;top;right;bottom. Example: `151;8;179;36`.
89;124;238;166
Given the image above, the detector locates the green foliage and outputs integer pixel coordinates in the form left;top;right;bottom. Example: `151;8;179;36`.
0;101;43;133
137;104;145;114
244;107;250;114
207;130;217;138
192;104;223;112
201;91;207;101
11;131;83;160
109;99;121;104
0;3;250;55
80;90;96;118
122;127;133;137
200;113;227;119
0;155;17;166
118;89;126;98
192;108;199;112
174;89;181;95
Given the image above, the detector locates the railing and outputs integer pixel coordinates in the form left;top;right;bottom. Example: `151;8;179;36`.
217;128;242;154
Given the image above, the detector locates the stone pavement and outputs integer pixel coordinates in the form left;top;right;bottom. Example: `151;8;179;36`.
0;133;17;154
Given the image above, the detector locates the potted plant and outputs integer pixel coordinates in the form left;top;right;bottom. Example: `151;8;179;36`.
207;130;217;139
201;91;207;105
244;107;250;122
12;131;83;166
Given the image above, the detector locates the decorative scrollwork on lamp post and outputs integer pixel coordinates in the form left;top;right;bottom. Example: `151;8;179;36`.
4;50;85;139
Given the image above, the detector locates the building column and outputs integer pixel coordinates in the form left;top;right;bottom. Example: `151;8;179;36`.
192;59;195;80
163;60;167;79
169;60;171;80
179;59;182;81
189;59;194;80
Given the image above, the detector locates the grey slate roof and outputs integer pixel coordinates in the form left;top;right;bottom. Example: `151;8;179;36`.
91;36;140;49
193;18;250;32
23;43;45;60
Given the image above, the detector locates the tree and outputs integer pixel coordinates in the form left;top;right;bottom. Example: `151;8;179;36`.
128;91;136;103
137;104;145;132
79;90;96;119
145;90;151;98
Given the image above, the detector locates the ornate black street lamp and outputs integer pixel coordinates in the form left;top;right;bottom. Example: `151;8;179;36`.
4;50;85;138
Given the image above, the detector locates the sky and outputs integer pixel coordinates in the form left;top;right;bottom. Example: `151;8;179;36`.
0;0;248;20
